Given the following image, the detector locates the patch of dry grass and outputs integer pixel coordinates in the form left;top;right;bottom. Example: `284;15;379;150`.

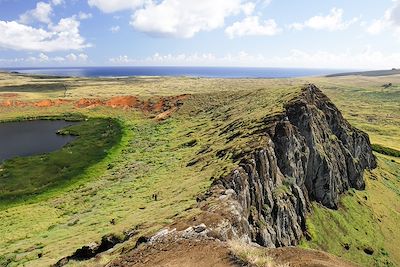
228;240;289;267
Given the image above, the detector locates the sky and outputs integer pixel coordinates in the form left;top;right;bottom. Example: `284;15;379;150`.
0;0;400;69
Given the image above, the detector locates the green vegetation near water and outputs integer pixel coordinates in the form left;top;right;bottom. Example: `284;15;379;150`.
0;74;301;266
0;117;122;204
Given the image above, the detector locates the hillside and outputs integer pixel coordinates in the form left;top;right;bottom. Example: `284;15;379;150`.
326;69;400;77
0;73;399;267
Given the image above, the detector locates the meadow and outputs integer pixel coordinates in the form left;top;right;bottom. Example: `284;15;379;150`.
0;72;398;266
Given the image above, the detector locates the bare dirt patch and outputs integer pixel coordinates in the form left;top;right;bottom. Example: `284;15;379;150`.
74;98;104;108
0;94;190;119
106;96;140;109
108;239;237;267
266;247;359;267
107;239;359;267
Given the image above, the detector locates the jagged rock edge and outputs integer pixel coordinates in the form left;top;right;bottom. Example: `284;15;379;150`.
201;84;376;248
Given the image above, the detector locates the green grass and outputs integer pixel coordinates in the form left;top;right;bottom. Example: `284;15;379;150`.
300;155;400;266
297;75;400;267
371;144;400;158
0;75;303;266
306;75;400;151
0;83;66;93
0;117;122;204
0;113;214;267
0;72;399;266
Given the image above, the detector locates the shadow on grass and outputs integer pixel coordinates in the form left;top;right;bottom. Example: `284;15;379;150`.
0;83;66;93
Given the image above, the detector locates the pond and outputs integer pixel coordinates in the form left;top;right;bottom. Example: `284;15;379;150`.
0;120;78;162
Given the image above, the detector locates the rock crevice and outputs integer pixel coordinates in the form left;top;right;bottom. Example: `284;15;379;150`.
209;84;376;248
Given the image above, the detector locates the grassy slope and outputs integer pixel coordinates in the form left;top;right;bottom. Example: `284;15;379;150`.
326;69;400;77
0;73;300;266
300;75;400;266
301;155;400;266
0;112;208;266
0;73;399;266
0;117;122;203
307;75;400;151
229;156;400;267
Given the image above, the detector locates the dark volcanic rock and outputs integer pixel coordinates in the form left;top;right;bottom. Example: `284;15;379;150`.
282;84;376;208
53;234;124;266
208;84;376;248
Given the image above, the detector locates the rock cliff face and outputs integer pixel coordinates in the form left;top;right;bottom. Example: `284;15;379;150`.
208;84;376;248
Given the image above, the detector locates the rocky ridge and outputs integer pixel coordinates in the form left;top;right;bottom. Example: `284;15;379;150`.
200;84;376;248
54;84;377;265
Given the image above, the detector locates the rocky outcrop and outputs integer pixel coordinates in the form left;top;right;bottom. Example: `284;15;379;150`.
206;84;376;248
53;230;139;266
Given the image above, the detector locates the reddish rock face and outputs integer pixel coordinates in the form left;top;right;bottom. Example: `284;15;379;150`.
105;96;140;108
0;94;190;120
74;98;104;108
34;100;54;107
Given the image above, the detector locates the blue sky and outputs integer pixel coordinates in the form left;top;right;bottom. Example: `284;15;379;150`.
0;0;399;68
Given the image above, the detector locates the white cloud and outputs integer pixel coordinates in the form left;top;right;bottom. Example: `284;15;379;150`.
0;52;88;65
108;47;400;69
38;52;49;62
367;18;389;35
130;0;250;38
66;53;77;61
109;55;130;64
89;0;256;38
52;0;64;6
225;16;281;38
262;0;272;7
66;53;88;62
269;48;400;69
88;0;145;13
0;17;90;52
109;52;218;65
289;8;358;31
19;2;53;24
110;25;120;33
78;12;93;20
287;22;303;31
53;56;66;62
366;1;400;35
241;2;256;16
77;53;88;61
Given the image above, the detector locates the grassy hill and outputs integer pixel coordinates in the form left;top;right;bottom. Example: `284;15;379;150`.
0;73;303;266
326;69;400;77
0;73;399;266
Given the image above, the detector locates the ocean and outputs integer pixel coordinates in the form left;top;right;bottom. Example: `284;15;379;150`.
2;66;350;78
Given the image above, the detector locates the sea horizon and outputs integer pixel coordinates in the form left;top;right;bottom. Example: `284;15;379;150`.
0;66;358;78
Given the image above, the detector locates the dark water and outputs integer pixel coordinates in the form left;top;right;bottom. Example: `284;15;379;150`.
0;120;77;162
2;66;351;78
